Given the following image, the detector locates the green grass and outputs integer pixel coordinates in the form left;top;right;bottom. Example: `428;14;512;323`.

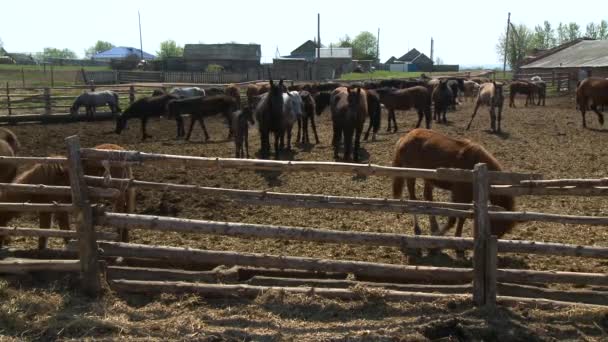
0;65;110;72
0;65;111;87
340;71;424;81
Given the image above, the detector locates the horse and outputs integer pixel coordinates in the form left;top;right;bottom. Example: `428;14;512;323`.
363;89;381;141
576;77;608;128
446;79;464;109
375;86;432;132
330;87;367;161
313;91;332;115
115;93;178;140
0;144;135;249
169;87;206;98
169;95;238;141
279;91;303;152
232;107;255;158
463;80;480;102
205;87;225;96
466;82;504;133
255;79;286;159
509;81;537;107
224;84;241;109
0;128;20;184
431;80;453;124
297;91;320;145
533;80;546;106
392;128;515;256
247;83;271;108
70;90;121;119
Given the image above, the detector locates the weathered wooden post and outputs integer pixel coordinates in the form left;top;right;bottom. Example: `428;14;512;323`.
485;235;498;307
50;65;54;88
129;85;135;104
21;68;25;87
5;83;11;116
472;163;490;306
66;135;101;297
43;88;51;116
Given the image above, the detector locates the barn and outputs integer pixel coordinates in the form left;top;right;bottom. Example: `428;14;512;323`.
92;47;155;61
181;43;261;73
520;38;608;81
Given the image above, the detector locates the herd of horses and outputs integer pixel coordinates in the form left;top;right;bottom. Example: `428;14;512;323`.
0;75;604;257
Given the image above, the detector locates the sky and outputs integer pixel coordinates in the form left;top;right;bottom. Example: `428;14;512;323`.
1;0;605;67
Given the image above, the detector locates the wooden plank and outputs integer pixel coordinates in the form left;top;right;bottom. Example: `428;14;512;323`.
491;185;608;196
0;182;119;199
80;149;540;185
106;265;239;283
485;236;497;307
95;241;474;283
498;283;608;306
472;163;490;306
66;135;101;297
0;259;80;274
0;226;117;240
489;211;608;225
0;156;67;165
0;202;75;212
520;178;608;188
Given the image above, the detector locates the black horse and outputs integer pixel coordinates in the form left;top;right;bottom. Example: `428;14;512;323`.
255;79;286;159
115;94;177;140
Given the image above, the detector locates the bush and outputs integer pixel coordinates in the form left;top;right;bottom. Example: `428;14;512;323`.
205;64;224;72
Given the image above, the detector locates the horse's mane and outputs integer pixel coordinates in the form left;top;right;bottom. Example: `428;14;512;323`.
463;141;504;172
0;128;20;154
14;162;69;187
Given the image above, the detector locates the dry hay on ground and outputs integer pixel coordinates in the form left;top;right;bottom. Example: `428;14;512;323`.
2;95;608;340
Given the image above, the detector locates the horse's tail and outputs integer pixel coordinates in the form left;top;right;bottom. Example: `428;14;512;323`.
392;137;407;199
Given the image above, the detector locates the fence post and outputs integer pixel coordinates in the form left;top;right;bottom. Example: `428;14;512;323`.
472;163;490;306
114;71;119;84
129;86;135;104
5;82;11;116
485;235;497;307
43;88;51;116
65;135;101;297
50;65;54;88
552;70;556;87
21;68;25;87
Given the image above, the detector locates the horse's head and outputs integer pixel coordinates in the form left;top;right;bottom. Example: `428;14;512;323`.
115;114;126;134
268;79;285;118
346;86;363;112
69;101;79;116
241;106;255;126
152;89;165;97
490;194;516;238
287;91;303;118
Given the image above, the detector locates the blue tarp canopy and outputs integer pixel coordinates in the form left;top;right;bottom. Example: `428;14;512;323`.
93;46;155;60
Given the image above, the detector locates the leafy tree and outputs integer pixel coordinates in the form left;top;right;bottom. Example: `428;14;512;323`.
336;35;352;48
0;37;3;50
496;24;534;69
532;21;556;49
85;40;114;58
351;31;378;60
157;40;183;59
567;22;581;41
39;47;77;59
599;20;608;39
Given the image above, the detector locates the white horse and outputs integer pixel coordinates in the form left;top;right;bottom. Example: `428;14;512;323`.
281;91;303;151
169;87;206;98
70;90;120;119
531;76;542;82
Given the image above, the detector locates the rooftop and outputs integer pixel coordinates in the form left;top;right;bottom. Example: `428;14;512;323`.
521;39;608;69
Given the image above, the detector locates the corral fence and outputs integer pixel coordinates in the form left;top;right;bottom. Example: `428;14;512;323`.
3;136;608;308
85;71;254;85
512;70;573;96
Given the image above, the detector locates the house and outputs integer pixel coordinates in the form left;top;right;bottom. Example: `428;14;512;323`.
520;38;608;79
92;47;155;61
396;48;433;72
181;43;261;72
273;40;354;79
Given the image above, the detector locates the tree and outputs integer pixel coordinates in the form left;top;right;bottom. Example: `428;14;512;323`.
351;31;378;60
532;21;556;49
337;35;352;48
556;22;568;45
567;22;581;41
0;37;3;50
496;24;534;69
599;20;608;39
85;40;114;58
38;47;77;59
157;40;183;59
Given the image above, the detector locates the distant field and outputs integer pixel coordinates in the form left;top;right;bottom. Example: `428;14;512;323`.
0;65;111;87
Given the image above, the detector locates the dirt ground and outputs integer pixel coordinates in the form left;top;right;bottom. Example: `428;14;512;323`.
2;94;608;340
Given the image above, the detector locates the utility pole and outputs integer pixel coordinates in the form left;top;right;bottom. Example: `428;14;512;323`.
317;13;321;61
503;12;511;78
376;28;380;64
430;37;434;71
138;11;144;60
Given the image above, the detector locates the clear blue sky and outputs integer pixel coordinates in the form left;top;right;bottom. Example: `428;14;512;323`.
1;0;604;66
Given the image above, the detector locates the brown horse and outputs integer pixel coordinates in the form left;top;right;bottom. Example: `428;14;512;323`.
576;77;608;128
375;86;432;132
224;84;241;109
0;128;20;183
330;87;367;161
392;129;515;254
509;81;537;107
0;144;135;249
246;82;271;108
466;82;504;133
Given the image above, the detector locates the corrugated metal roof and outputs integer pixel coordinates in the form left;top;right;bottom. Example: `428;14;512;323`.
93;47;155;60
317;47;352;59
521;40;608;69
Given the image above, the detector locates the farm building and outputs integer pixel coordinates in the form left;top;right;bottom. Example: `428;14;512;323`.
520;38;608;80
92;47;155;61
384;48;458;72
179;43;261;73
0;51;36;65
272;40;354;79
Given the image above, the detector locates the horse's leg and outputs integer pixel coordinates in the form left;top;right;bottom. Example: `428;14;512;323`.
386;108;393;132
392;109;398;133
509;93;515;108
296;117;302;144
332;124;341;160
466;103;481;130
415;108;424;128
310;115;320;144
141;117;152;140
364;118;373;141
274;132;281;160
343;127;354;161
591;104;605;126
287;126;293;151
244;131;250;158
404;178;422;257
423;182;440;236
185;116;196;141
497;105;503;133
304;117;310;144
353;124;363;162
490;107;497;132
38;213;52;250
199;117;210;141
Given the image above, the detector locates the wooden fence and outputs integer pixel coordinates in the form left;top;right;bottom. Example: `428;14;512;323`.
82;70;253;85
4;137;608;308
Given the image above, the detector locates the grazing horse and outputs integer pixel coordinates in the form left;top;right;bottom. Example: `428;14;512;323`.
169;87;206;98
463;80;480;102
0;128;20;183
375;86;432;132
224;84;241;109
0;144;135;248
232;107;255;158
70;90;121;119
330;87;367;161
169;95;237;141
392;129;515;255
466;82;504;133
577;77;608;128
363;89;381;141
255;79;286;159
115;94;178;140
509;81;536;107
297;91;320;144
431;80;453;123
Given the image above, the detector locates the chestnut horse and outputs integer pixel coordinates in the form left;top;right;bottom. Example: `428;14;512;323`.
0;128;20;183
0;144;135;249
224;84;241;109
392;129;515;254
576;77;608;128
375;86;432;132
330;87;367;161
509;81;537;107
